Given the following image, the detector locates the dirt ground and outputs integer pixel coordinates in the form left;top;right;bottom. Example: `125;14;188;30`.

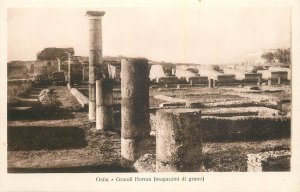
7;84;291;172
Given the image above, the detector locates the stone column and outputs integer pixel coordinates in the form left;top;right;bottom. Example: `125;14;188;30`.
86;11;105;121
268;78;272;86
278;77;281;85
67;52;72;89
213;79;218;87
156;109;203;172
121;58;150;165
208;79;213;88
190;79;194;86
96;79;114;130
57;58;61;71
257;77;262;85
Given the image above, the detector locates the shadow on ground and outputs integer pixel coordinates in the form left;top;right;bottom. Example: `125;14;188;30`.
8;164;135;173
8;126;87;151
7;105;74;120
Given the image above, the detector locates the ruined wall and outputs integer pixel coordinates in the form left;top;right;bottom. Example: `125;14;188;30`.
70;63;83;83
257;70;288;81
270;71;288;81
269;67;291;80
150;114;290;142
186;76;208;84
8;60;59;81
244;73;262;82
201;116;290;142
217;74;236;83
223;68;245;80
149;65;166;80
7;79;33;100
7;65;29;79
156;76;179;84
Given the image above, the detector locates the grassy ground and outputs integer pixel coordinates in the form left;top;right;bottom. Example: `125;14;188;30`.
7;85;290;172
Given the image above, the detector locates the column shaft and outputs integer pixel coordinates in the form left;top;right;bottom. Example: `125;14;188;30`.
208;79;213;88
96;79;114;130
86;12;105;121
121;58;150;165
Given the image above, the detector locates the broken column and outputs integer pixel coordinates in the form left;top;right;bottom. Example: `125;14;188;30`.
96;79;114;130
121;58;150;165
156;109;203;172
208;79;213;88
86;11;105;121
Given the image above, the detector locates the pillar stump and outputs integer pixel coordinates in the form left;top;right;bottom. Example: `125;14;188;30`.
121;58;150;166
156;109;203;172
96;79;114;130
86;11;105;121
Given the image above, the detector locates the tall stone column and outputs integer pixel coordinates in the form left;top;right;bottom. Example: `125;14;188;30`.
67;52;72;89
278;76;282;85
121;58;150;166
156;109;203;172
96;79;114;130
86;11;105;121
57;58;61;71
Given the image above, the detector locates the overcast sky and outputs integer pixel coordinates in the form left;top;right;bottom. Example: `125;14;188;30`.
7;2;291;64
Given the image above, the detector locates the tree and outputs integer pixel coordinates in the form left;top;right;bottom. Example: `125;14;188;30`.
274;48;290;64
37;47;74;61
261;52;275;63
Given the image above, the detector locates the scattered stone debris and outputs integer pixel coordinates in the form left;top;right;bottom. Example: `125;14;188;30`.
133;153;156;172
249;86;261;90
247;150;290;172
38;89;59;107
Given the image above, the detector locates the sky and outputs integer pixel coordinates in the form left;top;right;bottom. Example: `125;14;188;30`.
7;2;291;64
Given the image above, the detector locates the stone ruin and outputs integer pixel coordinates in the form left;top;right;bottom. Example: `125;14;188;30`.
247;150;290;172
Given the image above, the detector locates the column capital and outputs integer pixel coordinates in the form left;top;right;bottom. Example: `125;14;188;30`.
86;11;105;17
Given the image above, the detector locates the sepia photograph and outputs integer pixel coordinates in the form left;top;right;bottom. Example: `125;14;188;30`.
1;0;300;191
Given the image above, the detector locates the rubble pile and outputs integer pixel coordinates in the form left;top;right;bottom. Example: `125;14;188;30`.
247;150;290;172
38;89;59;108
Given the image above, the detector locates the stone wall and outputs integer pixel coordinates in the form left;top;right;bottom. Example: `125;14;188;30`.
7;79;33;100
257;70;288;81
244;73;262;82
150;111;290;142
201;116;290;142
217;74;236;83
